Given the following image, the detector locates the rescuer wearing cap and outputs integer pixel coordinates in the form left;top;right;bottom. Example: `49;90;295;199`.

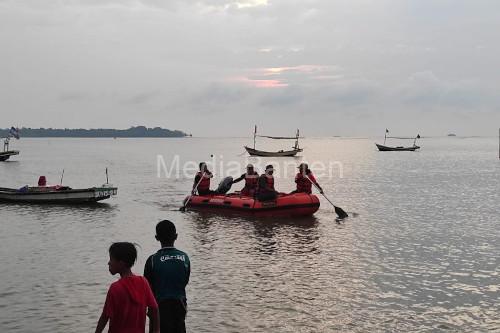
256;164;278;201
232;164;260;197
292;163;324;194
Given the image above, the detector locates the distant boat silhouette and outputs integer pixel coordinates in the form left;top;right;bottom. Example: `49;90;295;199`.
375;129;421;151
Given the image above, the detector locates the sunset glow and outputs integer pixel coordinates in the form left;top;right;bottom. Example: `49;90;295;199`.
230;76;288;88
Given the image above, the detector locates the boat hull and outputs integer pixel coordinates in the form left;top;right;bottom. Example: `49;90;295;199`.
375;144;420;151
0;186;118;203
184;192;320;217
244;146;302;157
0;150;20;161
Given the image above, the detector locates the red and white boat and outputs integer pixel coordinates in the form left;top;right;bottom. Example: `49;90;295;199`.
184;192;320;217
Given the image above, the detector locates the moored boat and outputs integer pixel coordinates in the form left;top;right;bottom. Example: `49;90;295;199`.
245;126;303;157
1;128;20;161
0;185;117;203
184;192;320;217
0;150;20;161
244;146;302;157
375;143;420;151
376;129;421;152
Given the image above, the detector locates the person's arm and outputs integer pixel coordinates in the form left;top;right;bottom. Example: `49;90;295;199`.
186;255;191;284
232;174;245;184
144;256;153;288
193;175;201;189
143;277;160;333
95;312;109;333
258;176;267;190
148;307;160;333
308;173;324;193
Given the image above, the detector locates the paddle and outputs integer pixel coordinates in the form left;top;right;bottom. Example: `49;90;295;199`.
180;172;205;212
306;175;348;219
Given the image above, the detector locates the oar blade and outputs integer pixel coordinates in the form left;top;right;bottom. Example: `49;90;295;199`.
334;206;348;219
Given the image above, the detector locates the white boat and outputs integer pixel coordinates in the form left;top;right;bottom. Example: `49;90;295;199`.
0;185;117;203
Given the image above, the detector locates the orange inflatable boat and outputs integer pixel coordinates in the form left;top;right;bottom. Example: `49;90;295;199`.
184;192;320;217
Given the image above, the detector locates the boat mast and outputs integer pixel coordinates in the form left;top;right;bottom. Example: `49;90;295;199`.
253;125;257;150
294;129;300;150
413;134;420;146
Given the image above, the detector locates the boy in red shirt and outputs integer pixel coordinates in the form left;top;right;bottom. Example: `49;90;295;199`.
95;242;160;333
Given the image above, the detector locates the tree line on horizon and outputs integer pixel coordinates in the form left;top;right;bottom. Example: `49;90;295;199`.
0;126;189;138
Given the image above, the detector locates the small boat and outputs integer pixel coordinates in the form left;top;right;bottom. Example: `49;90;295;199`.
375;144;420;152
244;126;303;157
184;192;320;217
0;185;117;203
244;146;302;157
0;150;20;161
1;130;20;161
376;129;421;152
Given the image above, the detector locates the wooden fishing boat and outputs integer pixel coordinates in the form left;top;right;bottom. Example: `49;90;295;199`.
244;126;303;157
376;129;421;152
0;150;19;161
244;146;302;157
184;192;320;217
1;132;20;161
375;144;420;151
0;185;117;203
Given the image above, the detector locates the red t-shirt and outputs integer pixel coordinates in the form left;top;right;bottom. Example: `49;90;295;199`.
103;275;158;333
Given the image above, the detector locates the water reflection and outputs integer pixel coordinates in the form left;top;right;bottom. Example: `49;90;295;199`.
186;210;320;256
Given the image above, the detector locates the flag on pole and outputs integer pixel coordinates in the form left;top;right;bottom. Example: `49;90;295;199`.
9;127;20;139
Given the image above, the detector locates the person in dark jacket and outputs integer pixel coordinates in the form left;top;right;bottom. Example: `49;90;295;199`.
256;164;278;201
144;220;191;333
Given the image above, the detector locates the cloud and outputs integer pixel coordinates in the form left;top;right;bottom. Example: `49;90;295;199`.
1;0;499;135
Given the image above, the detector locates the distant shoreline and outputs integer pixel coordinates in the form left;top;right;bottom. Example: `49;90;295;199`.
0;126;190;138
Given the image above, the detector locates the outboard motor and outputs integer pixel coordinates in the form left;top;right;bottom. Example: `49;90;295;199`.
216;176;233;194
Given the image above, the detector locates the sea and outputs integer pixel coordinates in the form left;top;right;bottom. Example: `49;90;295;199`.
0;136;499;332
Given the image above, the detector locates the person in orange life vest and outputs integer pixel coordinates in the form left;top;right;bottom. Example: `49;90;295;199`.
256;164;278;201
193;162;214;195
38;176;47;187
232;164;259;196
292;163;324;194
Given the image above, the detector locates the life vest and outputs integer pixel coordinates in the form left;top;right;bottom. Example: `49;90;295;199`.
196;172;211;191
257;174;274;193
38;176;47;187
295;172;312;194
244;171;258;189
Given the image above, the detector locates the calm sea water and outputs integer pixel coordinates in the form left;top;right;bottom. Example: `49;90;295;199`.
0;137;499;332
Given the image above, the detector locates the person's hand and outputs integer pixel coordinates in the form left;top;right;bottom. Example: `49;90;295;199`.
191;190;196;195
319;189;324;194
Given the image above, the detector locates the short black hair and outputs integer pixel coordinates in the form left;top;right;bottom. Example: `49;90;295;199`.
156;220;177;243
109;242;137;268
199;162;206;170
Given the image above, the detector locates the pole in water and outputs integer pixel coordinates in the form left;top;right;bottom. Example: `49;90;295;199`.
106;167;109;184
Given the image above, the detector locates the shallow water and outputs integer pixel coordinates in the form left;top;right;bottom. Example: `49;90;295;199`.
0;137;499;332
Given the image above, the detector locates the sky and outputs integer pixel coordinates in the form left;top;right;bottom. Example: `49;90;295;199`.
0;0;499;137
